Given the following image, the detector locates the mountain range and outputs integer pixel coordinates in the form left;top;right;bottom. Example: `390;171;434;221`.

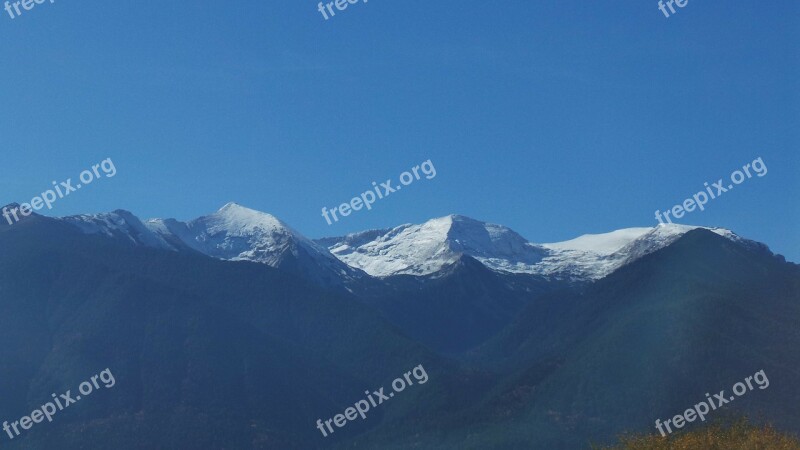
0;202;797;449
62;202;762;284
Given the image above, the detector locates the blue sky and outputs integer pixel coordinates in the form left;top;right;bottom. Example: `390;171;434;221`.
1;0;798;260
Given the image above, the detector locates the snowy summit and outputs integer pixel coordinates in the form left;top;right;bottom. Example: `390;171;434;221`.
61;204;758;283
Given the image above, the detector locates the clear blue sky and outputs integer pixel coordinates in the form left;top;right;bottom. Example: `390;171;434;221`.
1;0;798;260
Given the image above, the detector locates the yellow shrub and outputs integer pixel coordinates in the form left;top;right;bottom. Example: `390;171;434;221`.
599;420;800;450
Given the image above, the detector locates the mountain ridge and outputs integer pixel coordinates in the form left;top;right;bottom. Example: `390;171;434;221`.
0;203;797;449
47;203;771;284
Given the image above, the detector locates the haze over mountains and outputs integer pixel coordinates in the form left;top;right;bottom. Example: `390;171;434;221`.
0;202;797;449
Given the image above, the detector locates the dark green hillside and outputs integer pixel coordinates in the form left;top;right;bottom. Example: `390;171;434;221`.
354;255;568;354
0;216;469;449
363;230;800;449
2;215;798;449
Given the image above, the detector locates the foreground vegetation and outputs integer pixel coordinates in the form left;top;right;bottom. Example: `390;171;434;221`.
600;420;800;450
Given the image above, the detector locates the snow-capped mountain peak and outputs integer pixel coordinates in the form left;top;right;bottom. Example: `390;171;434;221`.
321;215;549;277
533;224;745;280
158;202;309;263
541;227;653;255
200;202;297;239
320;219;755;281
59;204;764;284
63;210;174;250
64;203;360;285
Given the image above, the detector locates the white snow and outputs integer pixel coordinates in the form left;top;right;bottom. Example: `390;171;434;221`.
151;202;307;264
541;228;652;255
64;203;358;283
325;215;549;277
322;219;750;281
61;204;757;283
63;210;174;250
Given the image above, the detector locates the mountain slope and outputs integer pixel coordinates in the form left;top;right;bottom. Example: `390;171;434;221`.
320;215;549;277
350;254;566;354
319;216;757;282
1;204;796;449
387;229;800;449
61;204;768;287
64;203;363;286
0;214;463;449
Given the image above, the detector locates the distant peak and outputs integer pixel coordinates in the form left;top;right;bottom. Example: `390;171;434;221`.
218;202;246;211
421;215;487;232
431;214;478;223
199;203;306;241
214;202;276;219
110;209;137;218
429;215;526;240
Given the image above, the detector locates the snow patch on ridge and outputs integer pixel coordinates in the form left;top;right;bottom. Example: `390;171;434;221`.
64;203;359;284
541;228;653;255
60;204;758;283
324;215;549;277
321;219;748;281
64;210;174;250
